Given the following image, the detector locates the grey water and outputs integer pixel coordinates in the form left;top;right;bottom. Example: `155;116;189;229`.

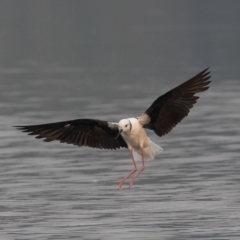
1;1;240;240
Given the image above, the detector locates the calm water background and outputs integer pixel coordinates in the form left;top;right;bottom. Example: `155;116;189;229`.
1;1;240;239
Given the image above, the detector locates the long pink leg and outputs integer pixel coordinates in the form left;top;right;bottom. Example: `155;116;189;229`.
118;150;137;190
129;149;145;188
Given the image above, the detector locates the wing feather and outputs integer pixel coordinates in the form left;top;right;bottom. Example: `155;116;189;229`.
15;119;127;150
139;68;211;136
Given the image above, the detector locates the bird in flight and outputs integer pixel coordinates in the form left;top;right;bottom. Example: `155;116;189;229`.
15;68;211;189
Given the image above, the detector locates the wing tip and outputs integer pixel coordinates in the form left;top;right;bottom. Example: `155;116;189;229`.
14;126;29;131
196;67;211;80
201;67;210;74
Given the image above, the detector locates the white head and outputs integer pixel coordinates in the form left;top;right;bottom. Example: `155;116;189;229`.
118;119;132;133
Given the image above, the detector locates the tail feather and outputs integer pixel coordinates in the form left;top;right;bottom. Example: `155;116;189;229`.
133;140;163;161
146;140;163;161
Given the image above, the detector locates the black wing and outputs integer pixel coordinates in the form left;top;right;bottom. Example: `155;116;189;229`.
138;68;211;137
15;119;127;150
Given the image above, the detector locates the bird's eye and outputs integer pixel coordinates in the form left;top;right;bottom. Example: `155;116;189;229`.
125;124;127;127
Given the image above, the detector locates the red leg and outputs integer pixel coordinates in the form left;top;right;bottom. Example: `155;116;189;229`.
129;149;145;188
118;150;137;190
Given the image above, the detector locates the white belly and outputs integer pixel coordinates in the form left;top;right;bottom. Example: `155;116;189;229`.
121;118;163;161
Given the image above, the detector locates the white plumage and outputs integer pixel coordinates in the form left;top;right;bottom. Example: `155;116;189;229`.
119;118;163;161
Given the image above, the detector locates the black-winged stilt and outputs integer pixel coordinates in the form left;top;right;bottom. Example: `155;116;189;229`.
15;68;211;189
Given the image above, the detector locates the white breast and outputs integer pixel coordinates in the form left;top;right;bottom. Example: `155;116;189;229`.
121;118;149;150
121;118;163;161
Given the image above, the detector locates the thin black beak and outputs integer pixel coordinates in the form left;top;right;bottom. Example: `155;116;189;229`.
116;129;123;139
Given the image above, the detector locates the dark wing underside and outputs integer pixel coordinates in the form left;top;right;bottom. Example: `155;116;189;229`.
139;68;211;137
15;119;127;150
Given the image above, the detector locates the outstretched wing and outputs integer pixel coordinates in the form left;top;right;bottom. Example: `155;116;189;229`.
138;68;211;137
15;119;127;150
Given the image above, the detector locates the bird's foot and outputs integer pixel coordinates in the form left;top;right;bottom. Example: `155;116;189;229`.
118;179;125;190
129;177;136;188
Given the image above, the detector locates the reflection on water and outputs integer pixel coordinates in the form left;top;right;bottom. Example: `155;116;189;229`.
1;67;240;239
